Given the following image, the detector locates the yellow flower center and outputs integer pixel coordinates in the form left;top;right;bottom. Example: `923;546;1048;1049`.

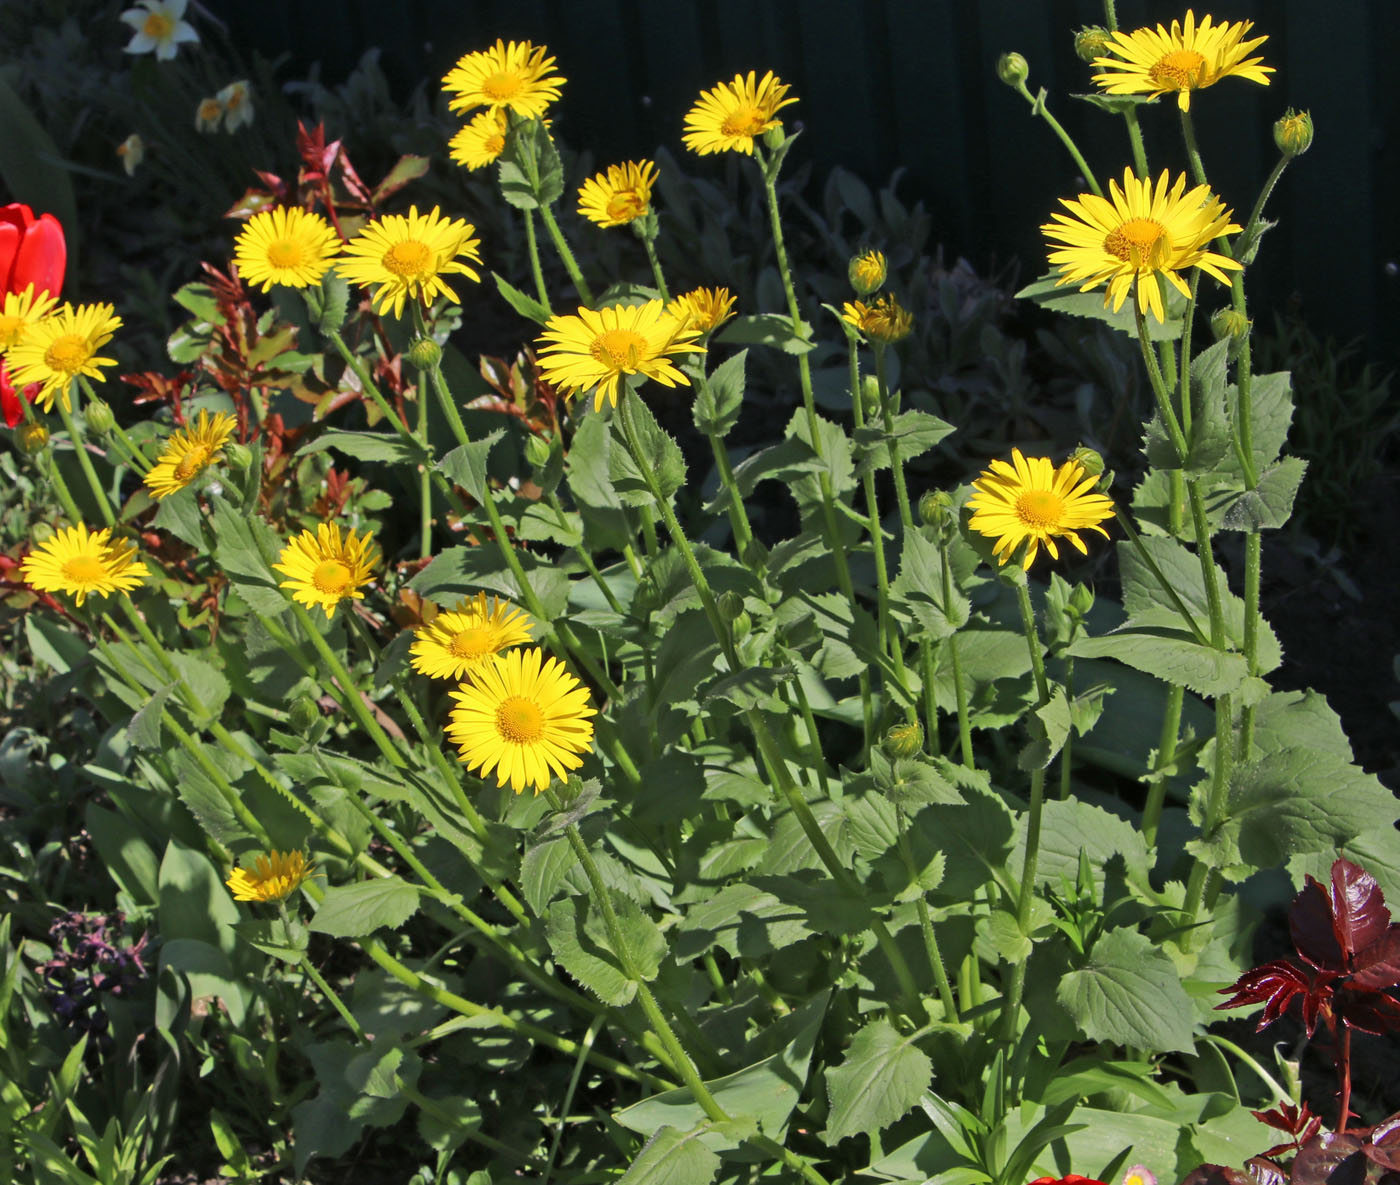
485;132;506;156
1015;489;1065;529
720;105;769;138
267;238;307;269
481;71;524;101
382;240;433;280
173;444;213;482
449;627;496;659
1149;49;1206;90
496;695;546;743
143;10;173;38
605;191;647;223
0;314;26;349
45;334;92;375
226;90;245;111
62;554;108;584
198;100;222;122
1104;218;1169;266
590;328;647;372
312;559;353;593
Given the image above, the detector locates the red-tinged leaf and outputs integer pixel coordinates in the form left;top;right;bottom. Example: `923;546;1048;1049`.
1218;958;1336;1034
1335;985;1400;1036
1291;879;1346;970
372;155;430;204
225;187;279;220
1251;1101;1319;1137
335;146;374;204
1330;857;1393;959
1241;1157;1288;1185
1366;1113;1400;1170
1292;1131;1368;1185
1178;1166;1253;1185
1351;930;1400;990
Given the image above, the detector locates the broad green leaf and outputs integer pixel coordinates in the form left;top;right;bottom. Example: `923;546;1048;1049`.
824;1017;934;1142
714;312;816;354
309;877;420;938
493;271;551;323
1015;799;1152;891
151;487;206;549
1231;370;1294;475
852;410;955;479
437;430;505;505
128;682;176;750
1219;457;1307;531
301;429;426;465
609;394;685;505
709;436;822;514
171;742;253;846
1057;927;1194;1052
208;499;286;615
1184;338;1233;474
171;651;231;726
25;614;89;674
84;804;160;907
694;349;747;438
159;937;250;1025
1015;273;1182;340
545;894;635;1004
618;1124;721;1185
497;117;564;210
890;530;970;641
233;916;308;964
673;883;811;960
1018;686;1072;770
1068;628;1249;698
909;789;1016;902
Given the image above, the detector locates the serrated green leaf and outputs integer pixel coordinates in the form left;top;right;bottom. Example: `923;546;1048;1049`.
1068;628;1248;697
1016;273;1182;340
610;394;685;505
824;1017;934;1142
978;909;1031;963
694;349;747;438
544;891;663;1005
673;883;811;960
128;682;176;750
437;430;504;505
301;429;425;465
309;877;419;938
1220;457;1307;531
497;117;563;210
714;312;815;354
1019;686;1072;771
852;410;955;479
1057;927;1194;1052
25;613;91;674
618;1124;721;1185
493;271;551;324
151;487;206;549
1183;338;1233;473
233;917;308;963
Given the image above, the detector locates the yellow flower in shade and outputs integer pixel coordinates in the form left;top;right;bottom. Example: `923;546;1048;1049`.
842;295;913;344
7;303;122;413
217;80;253;132
0;285;58;352
442;39;565;120
21;523;150;606
577;160;658;228
1042;168;1242;324
143;410;238;500
1092;10;1272;112
536;300;704;412
195;96;224;133
446;646;596;794
849;248;888;296
448;110;510;171
410;592;534;681
273;523;380;619
967;448;1115;569
335;206;482;319
683;71;796;156
226;850;314;903
664;287;737;336
234;207;341;293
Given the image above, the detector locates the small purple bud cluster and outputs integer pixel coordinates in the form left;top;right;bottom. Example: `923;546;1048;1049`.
35;910;151;1033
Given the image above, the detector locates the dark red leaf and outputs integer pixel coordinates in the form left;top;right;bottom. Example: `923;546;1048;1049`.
1352;931;1400;991
1292;1131;1368;1185
1218;958;1337;1035
1335;986;1400;1036
1179;1166;1251;1185
1330;858;1392;961
1292;880;1346;970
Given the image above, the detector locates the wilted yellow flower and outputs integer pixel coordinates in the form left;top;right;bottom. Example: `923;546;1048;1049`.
683;71;796;156
273;523;380;618
335;206;482;319
6;302;122;412
967;448;1115;569
144;410;237;500
442;40;564;119
226;851;313;902
842;294;913;344
21;523;150;606
577;160;657;228
664;287;736;335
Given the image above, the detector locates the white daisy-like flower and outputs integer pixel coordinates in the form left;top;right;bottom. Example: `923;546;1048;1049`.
120;0;199;61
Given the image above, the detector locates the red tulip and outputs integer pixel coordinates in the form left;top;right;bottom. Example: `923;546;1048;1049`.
0;202;66;299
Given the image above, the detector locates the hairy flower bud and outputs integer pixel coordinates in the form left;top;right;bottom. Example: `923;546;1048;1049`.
17;421;49;453
919;489;954;529
1073;26;1112;63
524;434;552;470
31;521;55;545
288;696;320;734
1211;307;1250;341
223;442;253;471
85;399;115;435
405;336;443;370
848;248;888;296
860;375;882;414
717;590;745;621
997;52;1030;88
883;722;924;759
1273;108;1313;158
1069;445;1104;478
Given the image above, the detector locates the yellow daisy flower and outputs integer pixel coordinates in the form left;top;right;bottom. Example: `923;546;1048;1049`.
410;592;534;681
226;850;314;902
234;207;340;293
1042;168;1242;324
842;295;913;344
7;303;122;413
273;523;380;619
0;284;59;352
1092;10;1273;112
448;110;510;171
967;448;1115;569
335;206;482;320
143;409;238;500
577;160;658;228
664;287;737;336
446;646;596;794
21;523;150;606
442;39;565;120
536;300;704;412
682;70;797;156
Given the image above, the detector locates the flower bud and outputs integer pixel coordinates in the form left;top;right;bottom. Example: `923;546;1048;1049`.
763;123;787;152
919;489;954;529
883;722;924;759
405;336;443;370
1273;108;1313;158
287;696;320;734
848;249;888;296
223;442;253;471
1073;26;1112;62
729;609;752;640
1069;445;1104;479
860;375;882;414
997;52;1030;88
717;590;745;621
31;522;55;546
1069;583;1095;618
524;434;552;470
1210;307;1250;341
17;421;49;453
85;399;115;435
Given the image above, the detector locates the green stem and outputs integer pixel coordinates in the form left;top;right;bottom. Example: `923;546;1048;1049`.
642;232;670;302
941;545;975;768
1057;656;1075;800
1014;81;1102;197
1240;531;1261;759
537;204;593;306
1112;510;1210;646
1140;683;1184;848
1182;692;1234;934
1123;110;1148;177
56;395;115;527
298;950;366;1042
1201;1033;1292;1104
416;364;432;560
898;817;958;1022
705;429;755;556
1013;577;1050;708
522;209;552;313
876;345;915;534
918;640;940;758
788;674;831;798
1179;108;1209;188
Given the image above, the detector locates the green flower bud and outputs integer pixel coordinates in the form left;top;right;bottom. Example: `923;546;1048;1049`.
1273;108;1313;158
919;489;954;529
860;374;882;414
883;722;924;759
1210;307;1250;341
223;442;254;471
1073;26;1112;63
848;249;888;297
405;336;443;370
85;399;115;435
1069;445;1104;478
763;123;787;152
17;422;49;453
1069;583;1095;618
997;52;1030;88
31;522;55;545
287;696;320;734
729;609;752;641
718;590;745;621
524;434;552;470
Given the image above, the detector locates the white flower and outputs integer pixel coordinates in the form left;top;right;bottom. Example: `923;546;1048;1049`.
217;80;254;132
120;0;199;61
195;96;224;133
116;134;144;176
